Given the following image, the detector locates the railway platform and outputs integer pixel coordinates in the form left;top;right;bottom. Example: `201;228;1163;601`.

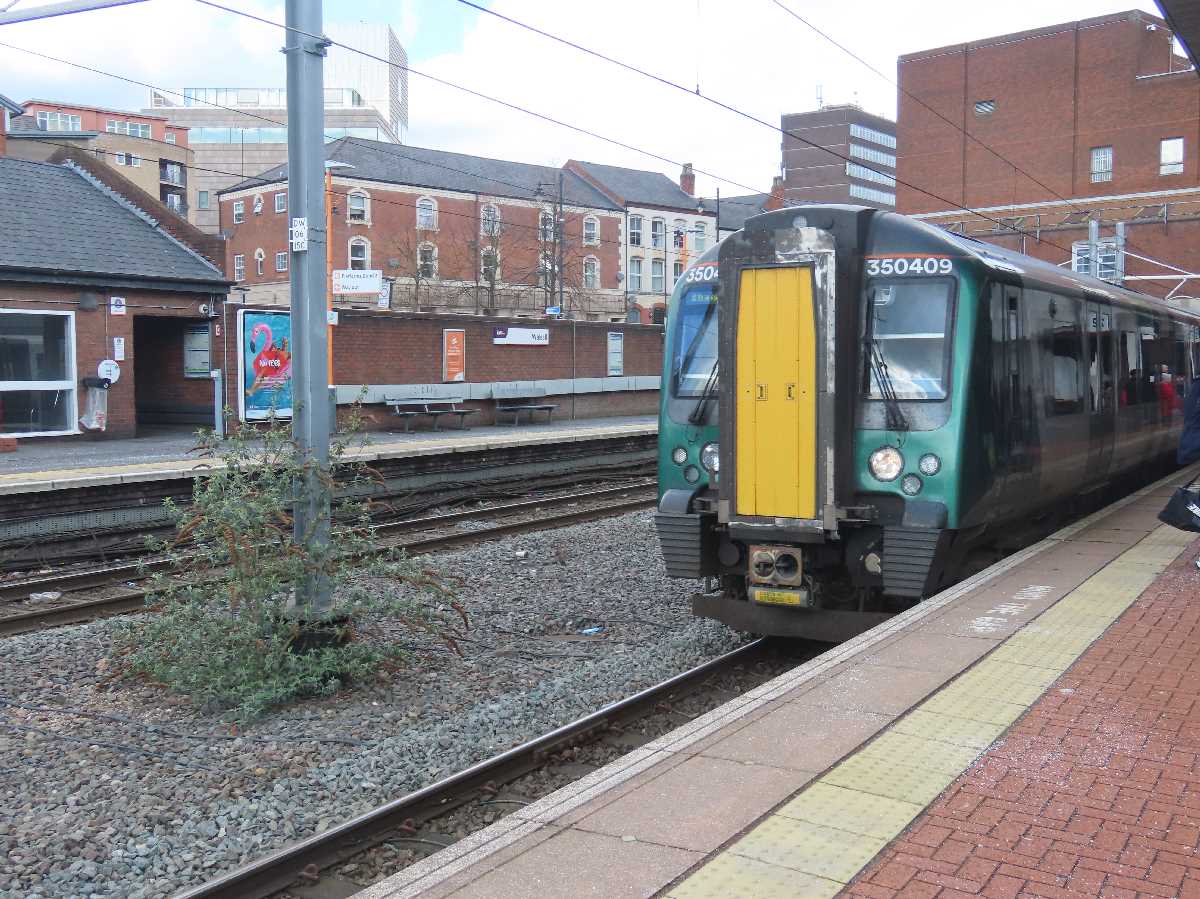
355;465;1200;899
0;415;656;495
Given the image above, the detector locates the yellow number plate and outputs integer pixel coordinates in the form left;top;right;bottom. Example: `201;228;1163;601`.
753;587;805;607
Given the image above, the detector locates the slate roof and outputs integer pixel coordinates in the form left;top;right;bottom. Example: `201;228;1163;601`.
0;157;227;286
0;94;22;116
699;193;770;231
223;138;622;211
568;160;699;210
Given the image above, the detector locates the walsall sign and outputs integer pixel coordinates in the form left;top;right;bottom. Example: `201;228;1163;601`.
492;326;549;346
332;269;383;295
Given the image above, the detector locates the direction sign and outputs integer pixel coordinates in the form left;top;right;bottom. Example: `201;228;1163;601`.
332;269;382;295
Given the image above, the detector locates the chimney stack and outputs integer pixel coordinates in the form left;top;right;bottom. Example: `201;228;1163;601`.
679;162;695;196
765;175;786;211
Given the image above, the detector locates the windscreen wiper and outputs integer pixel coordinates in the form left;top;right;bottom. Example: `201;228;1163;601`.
688;360;719;425
864;289;910;435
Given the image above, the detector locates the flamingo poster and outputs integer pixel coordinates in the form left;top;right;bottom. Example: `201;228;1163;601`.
237;310;293;420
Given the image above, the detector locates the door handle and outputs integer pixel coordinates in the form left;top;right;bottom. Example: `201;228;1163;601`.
756;383;767;401
786;383;796;401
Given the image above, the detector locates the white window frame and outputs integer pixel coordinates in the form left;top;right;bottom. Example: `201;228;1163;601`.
651;257;665;293
197;191;210;210
672;218;686;250
849;143;896;168
233;254;245;281
651;217;666;249
583;215;599;246
583;255;599;290
129;155;141;168
274;191;287;213
232;200;245;224
37;111;80;131
628;215;643;247
165;132;176;144
672;260;684;286
1071;238;1122;282
114;152;127;166
166;193;182;212
1091;146;1113;183
1161;137;1184;176
849;184;896;206
418;242;438;279
0;308;78;438
348;237;371;270
275;251;288;273
416;196;438;231
480;204;501;237
693;222;708;253
849;122;897;149
628;257;643;292
347;189;370;224
254;248;265;276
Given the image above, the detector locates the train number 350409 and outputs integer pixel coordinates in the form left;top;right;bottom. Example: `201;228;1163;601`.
866;257;952;276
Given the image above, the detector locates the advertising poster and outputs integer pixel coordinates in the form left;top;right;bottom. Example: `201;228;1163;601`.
239;309;293;420
183;325;210;378
607;331;624;376
492;326;549;346
443;329;466;382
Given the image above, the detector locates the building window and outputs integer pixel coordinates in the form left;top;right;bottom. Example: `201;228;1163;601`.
253;248;265;276
416;196;437;230
232;200;245;224
480;204;500;237
849;184;896;206
233;254;245;281
849;122;897;148
583;215;599;245
347;190;369;224
106;119;151;138
539;211;555;243
349;237;370;270
628;215;643;247
165;132;176;144
584;256;599;289
163;163;182;184
1072;239;1121;283
628;257;642;292
114;152;127;166
973;100;996;117
481;247;499;282
198;191;210;210
166;193;183;213
416;243;437;279
0;309;77;437
693;222;707;253
274;191;287;213
275;251;288;273
651;258;665;293
1161;138;1184;176
846;161;896;187
651;218;666;249
36;111;80;131
129;155;141;168
1091;146;1113;183
673;260;683;286
849;143;896;168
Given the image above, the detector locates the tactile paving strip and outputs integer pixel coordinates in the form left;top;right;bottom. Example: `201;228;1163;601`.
664;524;1194;899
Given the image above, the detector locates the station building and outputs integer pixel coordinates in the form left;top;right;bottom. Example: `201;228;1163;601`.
780;105;898;209
0;148;229;441
896;9;1200;302
564;160;716;323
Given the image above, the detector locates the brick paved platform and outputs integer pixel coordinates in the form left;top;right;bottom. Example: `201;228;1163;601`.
845;538;1200;899
344;466;1200;899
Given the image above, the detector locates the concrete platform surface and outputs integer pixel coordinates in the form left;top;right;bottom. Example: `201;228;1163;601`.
0;415;657;495
350;466;1200;899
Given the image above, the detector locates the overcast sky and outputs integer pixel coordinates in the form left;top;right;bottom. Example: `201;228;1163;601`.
0;0;1167;197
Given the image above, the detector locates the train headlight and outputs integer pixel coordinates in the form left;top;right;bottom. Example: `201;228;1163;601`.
672;446;688;465
868;446;904;482
700;442;720;473
918;453;941;476
901;474;923;496
684;465;702;484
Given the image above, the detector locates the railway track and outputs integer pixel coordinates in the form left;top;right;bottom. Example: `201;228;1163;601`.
0;481;657;636
174;638;785;899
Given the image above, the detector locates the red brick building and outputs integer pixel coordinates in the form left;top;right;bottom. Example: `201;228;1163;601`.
897;10;1200;301
0;150;229;440
219;139;628;321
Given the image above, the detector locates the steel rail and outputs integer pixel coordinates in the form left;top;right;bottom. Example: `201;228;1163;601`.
0;490;656;636
174;638;770;899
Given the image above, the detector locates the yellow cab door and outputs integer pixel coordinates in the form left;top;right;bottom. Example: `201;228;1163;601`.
735;266;817;519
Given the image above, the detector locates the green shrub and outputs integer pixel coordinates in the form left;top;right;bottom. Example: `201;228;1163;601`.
112;412;464;721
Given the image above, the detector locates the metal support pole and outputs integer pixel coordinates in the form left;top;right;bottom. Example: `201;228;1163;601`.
1088;219;1100;281
211;367;225;440
557;171;565;316
284;0;332;616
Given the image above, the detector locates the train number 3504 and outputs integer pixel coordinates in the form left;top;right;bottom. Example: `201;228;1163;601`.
683;264;720;284
866;257;952;276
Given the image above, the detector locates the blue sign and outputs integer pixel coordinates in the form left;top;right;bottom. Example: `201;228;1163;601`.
239;309;293;420
544;306;562;316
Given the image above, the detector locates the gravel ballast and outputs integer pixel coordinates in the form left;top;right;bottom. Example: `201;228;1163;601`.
0;509;745;898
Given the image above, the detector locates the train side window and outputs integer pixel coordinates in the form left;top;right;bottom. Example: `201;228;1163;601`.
1045;293;1084;415
1007;292;1021;420
1086;303;1115;413
1118;327;1143;406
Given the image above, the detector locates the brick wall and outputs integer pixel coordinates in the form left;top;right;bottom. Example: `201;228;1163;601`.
1;282;216;439
897;11;1200;215
217;305;663;428
132;316;215;424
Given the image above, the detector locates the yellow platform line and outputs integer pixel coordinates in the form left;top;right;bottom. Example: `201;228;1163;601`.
664;525;1194;899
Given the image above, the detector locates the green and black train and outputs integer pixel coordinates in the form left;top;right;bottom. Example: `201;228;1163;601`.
656;205;1200;642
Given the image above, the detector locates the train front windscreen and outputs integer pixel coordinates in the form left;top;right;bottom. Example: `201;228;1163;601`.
671;283;718;402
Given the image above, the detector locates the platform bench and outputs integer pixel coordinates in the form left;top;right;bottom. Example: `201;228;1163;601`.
384;396;479;432
492;385;558;426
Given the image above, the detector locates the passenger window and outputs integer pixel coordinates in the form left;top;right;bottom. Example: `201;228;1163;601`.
1086;303;1115;414
1046;294;1083;415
